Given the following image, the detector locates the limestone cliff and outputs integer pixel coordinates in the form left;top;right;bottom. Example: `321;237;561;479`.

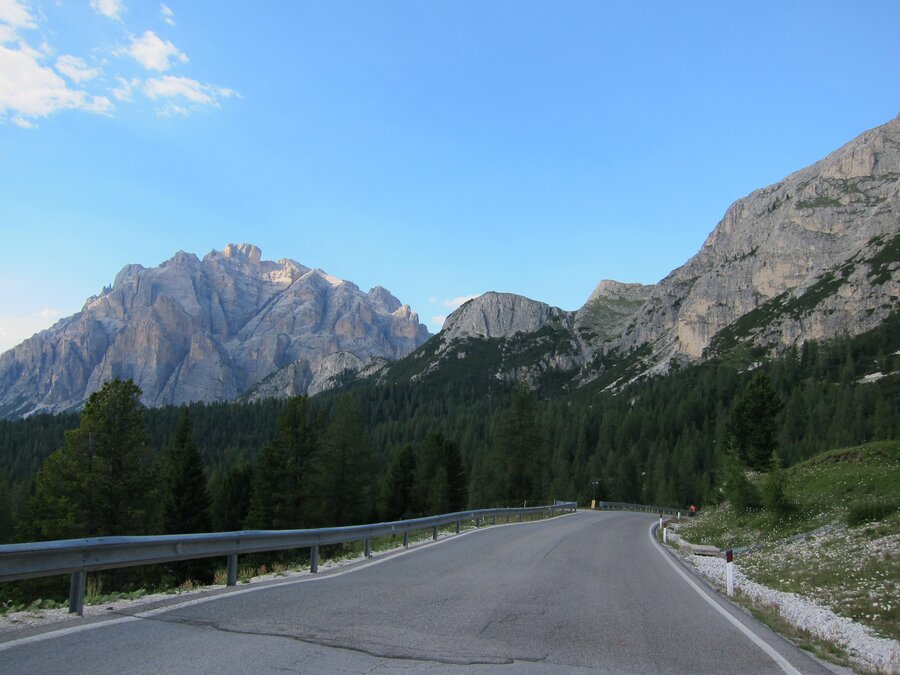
0;245;430;417
608;114;900;372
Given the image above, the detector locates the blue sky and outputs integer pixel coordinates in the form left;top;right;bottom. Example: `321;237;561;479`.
1;1;898;352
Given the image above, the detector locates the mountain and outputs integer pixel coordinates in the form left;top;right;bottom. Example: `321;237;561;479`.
0;244;430;418
370;114;900;391
3;116;897;417
614;113;900;374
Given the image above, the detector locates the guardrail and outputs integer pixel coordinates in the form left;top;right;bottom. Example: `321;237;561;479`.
594;500;687;517
0;502;576;616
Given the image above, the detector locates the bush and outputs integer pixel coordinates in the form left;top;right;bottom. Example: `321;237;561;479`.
761;452;794;520
846;498;898;526
722;449;761;515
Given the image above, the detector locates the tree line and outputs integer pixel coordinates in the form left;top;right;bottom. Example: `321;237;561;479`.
1;309;897;552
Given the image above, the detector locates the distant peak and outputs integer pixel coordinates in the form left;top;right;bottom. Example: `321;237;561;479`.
587;280;655;305
303;268;345;287
222;243;262;264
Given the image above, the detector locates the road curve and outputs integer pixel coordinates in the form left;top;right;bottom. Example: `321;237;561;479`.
0;511;833;673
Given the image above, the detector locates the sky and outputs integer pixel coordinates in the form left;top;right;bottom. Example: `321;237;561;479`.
1;1;898;352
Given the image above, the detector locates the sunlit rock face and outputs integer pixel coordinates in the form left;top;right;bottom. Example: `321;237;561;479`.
0;244;430;417
606;114;900;370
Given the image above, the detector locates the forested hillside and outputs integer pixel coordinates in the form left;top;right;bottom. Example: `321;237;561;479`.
1;311;897;545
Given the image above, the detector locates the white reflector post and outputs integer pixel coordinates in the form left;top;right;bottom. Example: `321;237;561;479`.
726;548;734;597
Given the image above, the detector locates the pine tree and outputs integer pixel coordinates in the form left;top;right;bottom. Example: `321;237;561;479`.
26;379;156;540
760;451;793;521
210;464;253;531
721;446;761;515
728;371;783;471
161;410;212;535
246;442;285;529
381;444;417;520
159;410;213;582
246;396;320;529
315;396;373;526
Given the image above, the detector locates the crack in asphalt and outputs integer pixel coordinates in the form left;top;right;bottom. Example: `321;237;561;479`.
117;611;525;667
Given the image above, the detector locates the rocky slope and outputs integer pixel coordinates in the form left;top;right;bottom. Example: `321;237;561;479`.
0;244;430;417
374;114;900;392
611;114;900;374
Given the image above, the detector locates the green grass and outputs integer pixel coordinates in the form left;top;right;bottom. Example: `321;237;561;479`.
676;441;900;642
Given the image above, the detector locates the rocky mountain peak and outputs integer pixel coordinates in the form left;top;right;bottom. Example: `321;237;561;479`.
368;286;402;314
608;113;899;368
0;244;431;418
586;280;655;305
222;243;262;265
440;292;568;346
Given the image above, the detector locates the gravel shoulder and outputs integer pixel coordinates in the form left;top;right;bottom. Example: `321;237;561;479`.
666;524;900;674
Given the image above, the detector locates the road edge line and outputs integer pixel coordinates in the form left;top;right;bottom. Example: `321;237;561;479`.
647;523;801;675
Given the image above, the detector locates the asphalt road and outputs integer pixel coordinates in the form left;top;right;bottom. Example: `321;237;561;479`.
0;511;836;673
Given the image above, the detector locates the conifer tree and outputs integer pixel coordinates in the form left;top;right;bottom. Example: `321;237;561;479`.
26;379;155;540
728;371;783;471
381;444;417;520
210;464;253;532
491;386;545;505
161;410;212;535
246;396;320;529
160;410;212;582
315;396;373;526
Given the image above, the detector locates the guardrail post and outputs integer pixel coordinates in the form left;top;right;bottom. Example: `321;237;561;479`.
68;571;86;616
403;531;409;547
364;538;372;558
506;513;511;523
455;520;460;534
311;545;319;573
475;517;481;527
491;516;496;526
227;554;238;586
432;526;438;541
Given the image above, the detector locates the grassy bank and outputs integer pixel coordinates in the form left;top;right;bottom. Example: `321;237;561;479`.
675;441;899;643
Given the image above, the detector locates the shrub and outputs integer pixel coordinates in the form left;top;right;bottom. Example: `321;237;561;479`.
722;449;761;514
761;452;794;520
846;498;898;526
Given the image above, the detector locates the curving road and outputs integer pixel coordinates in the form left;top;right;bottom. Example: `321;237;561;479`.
0;511;834;673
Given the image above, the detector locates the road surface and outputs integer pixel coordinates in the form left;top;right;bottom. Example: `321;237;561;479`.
0;511;834;673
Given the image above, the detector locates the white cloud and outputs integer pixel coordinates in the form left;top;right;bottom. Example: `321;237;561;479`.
55;54;100;83
0;24;17;44
111;75;139;101
0;0;36;30
0;41;113;123
90;0;123;20
426;294;479;331
145;75;238;112
0;2;236;125
157;101;187;117
441;294;479;310
126;30;187;71
0;308;62;353
160;4;174;26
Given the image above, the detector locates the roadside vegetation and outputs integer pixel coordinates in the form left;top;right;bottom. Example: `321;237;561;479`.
675;441;900;643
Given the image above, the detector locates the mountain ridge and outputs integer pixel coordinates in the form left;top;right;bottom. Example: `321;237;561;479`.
367;114;899;391
0;245;430;417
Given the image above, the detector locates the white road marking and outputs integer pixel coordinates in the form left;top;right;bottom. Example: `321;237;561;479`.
648;522;801;675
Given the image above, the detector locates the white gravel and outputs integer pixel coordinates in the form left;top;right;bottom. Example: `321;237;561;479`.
678;549;900;673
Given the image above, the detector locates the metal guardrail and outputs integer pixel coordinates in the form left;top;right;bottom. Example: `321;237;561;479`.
0;502;576;615
593;501;687;517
